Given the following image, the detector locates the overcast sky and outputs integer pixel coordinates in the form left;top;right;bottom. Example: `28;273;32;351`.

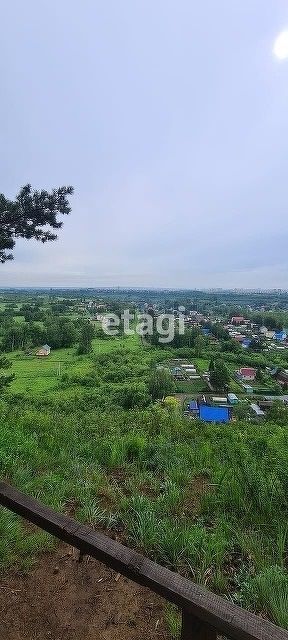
1;1;288;289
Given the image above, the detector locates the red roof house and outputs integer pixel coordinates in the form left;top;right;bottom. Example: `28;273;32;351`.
231;316;245;325
238;367;256;381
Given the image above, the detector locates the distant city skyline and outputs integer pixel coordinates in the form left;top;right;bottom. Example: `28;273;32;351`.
1;1;288;289
1;286;288;294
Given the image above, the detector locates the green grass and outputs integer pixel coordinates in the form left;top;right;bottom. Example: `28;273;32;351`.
92;332;140;353
7;349;84;393
175;379;207;393
6;334;141;394
12;315;26;324
1;331;288;629
0;391;287;629
193;358;210;373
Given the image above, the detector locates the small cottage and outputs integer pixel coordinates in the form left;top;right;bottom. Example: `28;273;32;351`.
237;367;256;381
277;369;288;386
250;403;265;417
228;393;238;404
36;344;51;357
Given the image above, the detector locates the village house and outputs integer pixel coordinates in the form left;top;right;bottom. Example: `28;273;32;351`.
277;369;288;386
231;316;245;325
36;344;51;357
237;367;257;381
275;330;287;342
199;404;230;423
171;366;185;380
250;403;265;418
234;334;246;343
243;384;254;393
259;325;268;335
228;393;239;405
266;330;276;340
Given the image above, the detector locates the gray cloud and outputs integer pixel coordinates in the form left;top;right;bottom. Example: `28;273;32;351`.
1;0;288;288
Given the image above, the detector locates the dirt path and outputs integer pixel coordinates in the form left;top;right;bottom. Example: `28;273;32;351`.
0;545;170;640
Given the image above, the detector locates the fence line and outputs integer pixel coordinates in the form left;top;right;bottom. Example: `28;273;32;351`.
0;481;287;640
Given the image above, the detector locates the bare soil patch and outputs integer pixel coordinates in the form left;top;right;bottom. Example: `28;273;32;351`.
0;544;169;640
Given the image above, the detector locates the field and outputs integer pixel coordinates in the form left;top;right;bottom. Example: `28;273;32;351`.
6;334;140;394
174;378;207;393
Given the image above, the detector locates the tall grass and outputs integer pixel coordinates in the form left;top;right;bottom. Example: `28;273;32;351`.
0;349;288;627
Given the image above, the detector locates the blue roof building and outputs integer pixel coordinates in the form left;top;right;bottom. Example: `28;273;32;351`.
199;405;230;423
275;331;287;342
188;400;198;412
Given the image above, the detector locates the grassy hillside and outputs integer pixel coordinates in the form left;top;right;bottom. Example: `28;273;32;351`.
0;336;288;630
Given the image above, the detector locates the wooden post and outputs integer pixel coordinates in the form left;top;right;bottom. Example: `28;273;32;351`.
181;611;217;640
77;550;84;563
